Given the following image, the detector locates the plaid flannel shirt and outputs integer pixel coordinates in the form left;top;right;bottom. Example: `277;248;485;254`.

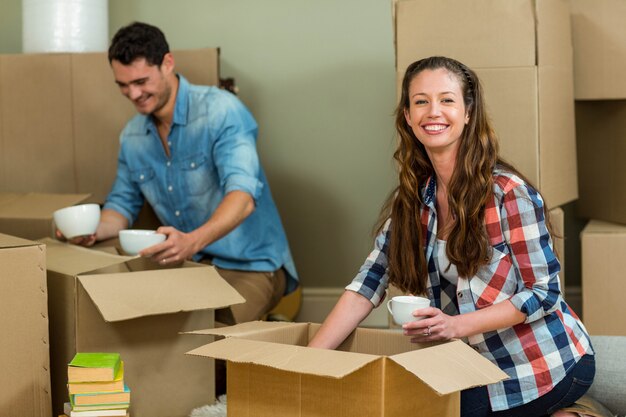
346;168;593;411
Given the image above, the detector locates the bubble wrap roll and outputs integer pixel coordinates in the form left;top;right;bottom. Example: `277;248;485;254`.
22;0;109;53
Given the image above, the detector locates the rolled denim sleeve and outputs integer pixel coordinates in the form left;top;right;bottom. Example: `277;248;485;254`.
211;92;264;202
501;185;562;323
345;219;391;307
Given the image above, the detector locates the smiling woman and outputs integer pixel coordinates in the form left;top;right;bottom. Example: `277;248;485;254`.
308;56;594;417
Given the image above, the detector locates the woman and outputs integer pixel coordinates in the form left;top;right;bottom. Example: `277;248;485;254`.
308;56;594;417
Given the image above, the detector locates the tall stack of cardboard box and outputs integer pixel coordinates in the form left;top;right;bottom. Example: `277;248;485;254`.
386;0;575;321
569;0;626;336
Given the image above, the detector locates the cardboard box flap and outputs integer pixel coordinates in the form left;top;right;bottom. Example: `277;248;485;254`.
0;193;20;206
0;193;90;219
390;339;508;395
185;321;310;345
77;266;245;322
41;238;129;276
187;337;381;379
582;220;626;235
186;320;301;337
0;233;40;248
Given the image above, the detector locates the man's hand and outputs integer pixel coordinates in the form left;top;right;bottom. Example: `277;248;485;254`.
139;226;202;265
55;230;97;247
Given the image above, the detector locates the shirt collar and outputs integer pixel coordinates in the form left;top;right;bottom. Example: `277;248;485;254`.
422;175;437;210
172;74;189;126
141;73;190;133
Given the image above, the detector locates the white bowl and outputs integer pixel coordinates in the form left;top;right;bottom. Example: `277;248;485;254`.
119;229;166;255
53;204;101;239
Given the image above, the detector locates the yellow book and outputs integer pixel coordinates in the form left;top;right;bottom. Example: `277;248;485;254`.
68;362;124;394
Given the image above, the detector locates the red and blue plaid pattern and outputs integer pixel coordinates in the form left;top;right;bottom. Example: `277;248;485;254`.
346;168;592;411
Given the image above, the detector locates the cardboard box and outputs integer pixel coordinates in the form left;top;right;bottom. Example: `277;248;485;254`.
186;321;508;417
42;238;244;417
569;0;626;99
0;234;51;417
0;48;220;203
575;100;626;225
581;220;626;335
388;207;565;327
0;192;90;240
393;0;577;207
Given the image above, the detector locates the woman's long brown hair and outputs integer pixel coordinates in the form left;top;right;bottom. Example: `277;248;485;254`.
380;56;555;295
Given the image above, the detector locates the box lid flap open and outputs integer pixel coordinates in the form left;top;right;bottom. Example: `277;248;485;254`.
77;265;245;322
42;238;129;275
0;233;41;249
187;337;380;378
390;339;509;395
185;320;301;337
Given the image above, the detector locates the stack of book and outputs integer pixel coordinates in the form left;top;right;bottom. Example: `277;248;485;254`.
60;352;131;417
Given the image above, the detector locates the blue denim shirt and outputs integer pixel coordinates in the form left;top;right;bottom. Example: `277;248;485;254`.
104;75;298;293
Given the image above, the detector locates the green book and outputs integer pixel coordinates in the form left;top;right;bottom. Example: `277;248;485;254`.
68;353;121;383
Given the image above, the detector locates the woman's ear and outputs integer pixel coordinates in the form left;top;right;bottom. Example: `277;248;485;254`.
404;108;412;127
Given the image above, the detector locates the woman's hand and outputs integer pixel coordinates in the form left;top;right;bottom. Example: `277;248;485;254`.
402;306;459;343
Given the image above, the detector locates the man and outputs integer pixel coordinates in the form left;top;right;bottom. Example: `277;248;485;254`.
68;21;298;325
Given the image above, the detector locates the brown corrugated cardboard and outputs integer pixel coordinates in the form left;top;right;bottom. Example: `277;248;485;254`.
581;220;626;335
0;48;220;203
0;234;51;417
393;0;577;207
0;192;90;239
186;321;508;417
42;238;244;417
575;100;626;224
569;0;626;99
0;54;75;193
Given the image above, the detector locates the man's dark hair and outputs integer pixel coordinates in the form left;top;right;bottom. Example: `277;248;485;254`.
108;22;170;66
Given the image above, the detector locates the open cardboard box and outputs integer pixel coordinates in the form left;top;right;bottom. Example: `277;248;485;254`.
42;238;244;417
0;192;90;240
186;321;508;417
393;0;577;208
0;234;51;417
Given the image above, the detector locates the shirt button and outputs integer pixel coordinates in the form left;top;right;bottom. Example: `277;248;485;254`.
166;161;171;167
190;162;196;168
168;141;172;147
458;292;463;298
175;210;180;217
168;185;173;192
139;174;145;180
